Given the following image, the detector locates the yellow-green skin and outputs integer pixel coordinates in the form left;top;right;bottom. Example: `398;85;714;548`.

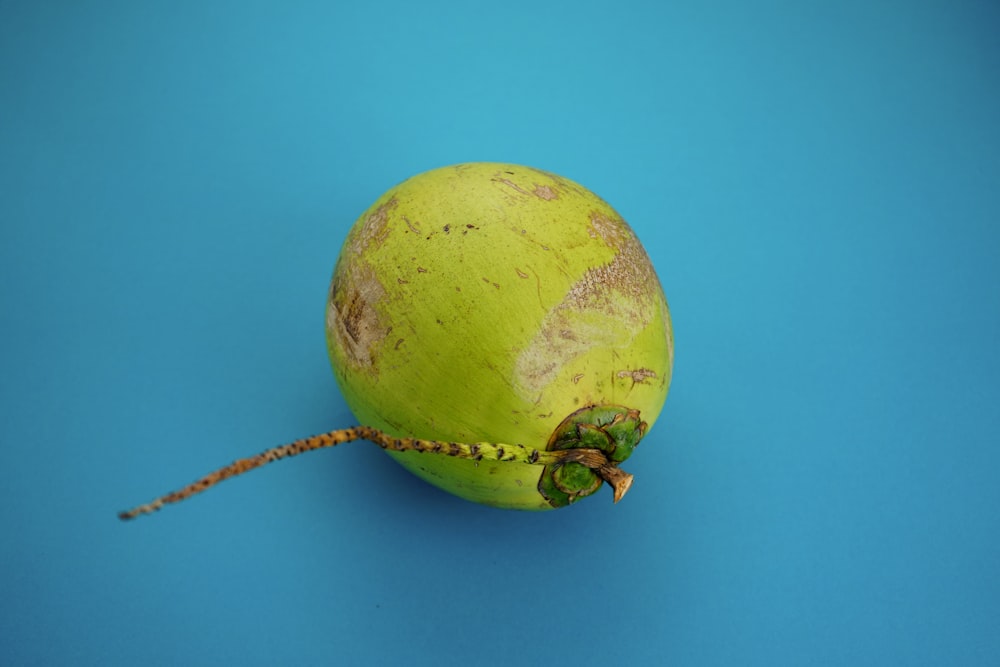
325;163;673;509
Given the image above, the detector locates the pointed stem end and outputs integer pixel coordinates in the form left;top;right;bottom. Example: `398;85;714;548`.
597;465;634;503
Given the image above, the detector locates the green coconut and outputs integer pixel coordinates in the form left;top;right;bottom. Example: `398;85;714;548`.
326;163;673;510
118;163;673;520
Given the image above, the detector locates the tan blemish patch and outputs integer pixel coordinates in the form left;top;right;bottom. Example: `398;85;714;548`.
617;368;658;384
350;197;397;255
516;308;619;394
578;212;660;302
588;211;621;243
533;184;558;200
328;261;388;374
515;213;662;395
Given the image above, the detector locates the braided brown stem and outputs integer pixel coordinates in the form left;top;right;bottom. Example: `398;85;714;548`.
118;426;618;520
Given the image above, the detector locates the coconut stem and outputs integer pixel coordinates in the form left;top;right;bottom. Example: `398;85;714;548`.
596;465;634;503
118;426;631;520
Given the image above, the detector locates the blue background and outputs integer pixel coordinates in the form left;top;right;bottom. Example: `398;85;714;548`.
2;1;999;665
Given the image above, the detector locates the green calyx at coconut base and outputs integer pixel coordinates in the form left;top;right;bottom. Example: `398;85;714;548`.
118;163;673;521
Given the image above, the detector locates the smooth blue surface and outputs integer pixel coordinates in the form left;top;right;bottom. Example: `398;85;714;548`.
3;1;999;665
